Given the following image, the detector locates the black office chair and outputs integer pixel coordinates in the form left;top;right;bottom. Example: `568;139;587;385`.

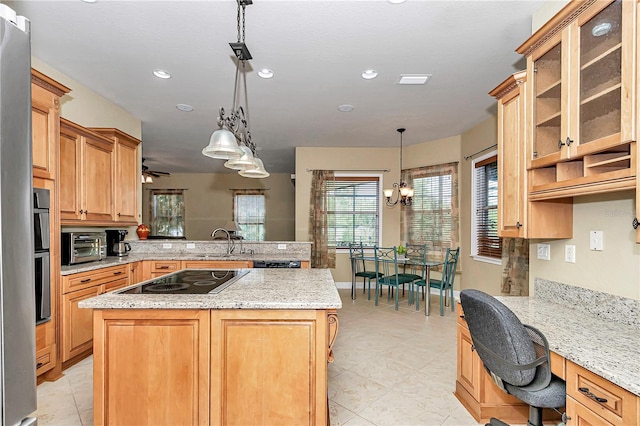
460;289;566;426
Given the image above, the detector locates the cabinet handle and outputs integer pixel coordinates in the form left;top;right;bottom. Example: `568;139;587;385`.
558;139;565;149
36;362;43;369
80;278;91;283
459;315;465;319
633;217;639;229
578;387;608;403
565;137;573;146
113;271;123;275
79;209;85;214
158;266;170;269
516;222;522;229
117;212;121;217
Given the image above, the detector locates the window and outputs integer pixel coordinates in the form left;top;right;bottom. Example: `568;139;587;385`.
149;189;185;237
472;152;502;262
402;162;459;256
233;190;266;241
326;176;381;248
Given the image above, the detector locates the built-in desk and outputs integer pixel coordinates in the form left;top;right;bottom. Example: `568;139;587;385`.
455;279;640;425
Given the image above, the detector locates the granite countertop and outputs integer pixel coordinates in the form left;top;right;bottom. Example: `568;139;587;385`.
79;268;342;310
61;253;310;275
496;296;640;397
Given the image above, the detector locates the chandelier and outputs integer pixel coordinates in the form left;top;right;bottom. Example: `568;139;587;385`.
384;128;413;207
201;0;269;178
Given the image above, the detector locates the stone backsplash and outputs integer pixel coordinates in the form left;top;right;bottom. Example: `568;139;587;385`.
127;240;311;258
535;278;639;327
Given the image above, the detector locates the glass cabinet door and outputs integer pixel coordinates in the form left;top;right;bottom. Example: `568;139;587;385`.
577;0;623;148
532;40;563;161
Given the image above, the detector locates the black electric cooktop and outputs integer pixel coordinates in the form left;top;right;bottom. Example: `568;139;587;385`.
119;269;249;295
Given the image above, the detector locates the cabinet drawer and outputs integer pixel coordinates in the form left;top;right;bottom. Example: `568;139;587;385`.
36;346;54;375
150;261;181;273
566;361;637;425
102;277;130;293
63;264;128;293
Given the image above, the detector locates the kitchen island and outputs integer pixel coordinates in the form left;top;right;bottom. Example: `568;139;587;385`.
80;268;341;426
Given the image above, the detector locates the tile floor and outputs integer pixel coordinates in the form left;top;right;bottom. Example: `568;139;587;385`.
36;288;482;426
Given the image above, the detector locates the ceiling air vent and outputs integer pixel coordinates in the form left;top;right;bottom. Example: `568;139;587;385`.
398;74;432;85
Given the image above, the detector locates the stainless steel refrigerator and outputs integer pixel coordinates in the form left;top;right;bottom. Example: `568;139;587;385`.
0;3;38;425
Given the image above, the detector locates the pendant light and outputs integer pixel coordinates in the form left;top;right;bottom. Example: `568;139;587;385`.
384;128;413;207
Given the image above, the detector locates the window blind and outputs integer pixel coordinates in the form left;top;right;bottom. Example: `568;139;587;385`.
405;174;453;251
149;189;185;237
234;192;266;241
326;177;380;248
474;155;501;258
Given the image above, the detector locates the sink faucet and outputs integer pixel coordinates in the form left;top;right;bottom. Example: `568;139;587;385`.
211;228;235;255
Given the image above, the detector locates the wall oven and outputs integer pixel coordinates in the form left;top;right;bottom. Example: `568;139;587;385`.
33;188;51;324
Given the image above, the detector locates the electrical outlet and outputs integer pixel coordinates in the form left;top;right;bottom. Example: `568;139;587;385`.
277;244;287;250
162;243;172;249
536;243;550;260
186;243;196;249
564;245;576;263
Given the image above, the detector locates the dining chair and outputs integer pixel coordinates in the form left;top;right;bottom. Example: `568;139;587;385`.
429;247;460;315
374;246;414;310
349;242;382;300
398;243;427;305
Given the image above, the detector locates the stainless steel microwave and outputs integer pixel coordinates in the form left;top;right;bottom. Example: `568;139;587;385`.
61;232;106;265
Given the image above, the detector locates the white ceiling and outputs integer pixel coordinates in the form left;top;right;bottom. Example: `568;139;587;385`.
11;0;545;174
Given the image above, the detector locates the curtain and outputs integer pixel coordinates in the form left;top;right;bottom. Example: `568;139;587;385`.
401;161;459;256
308;170;336;268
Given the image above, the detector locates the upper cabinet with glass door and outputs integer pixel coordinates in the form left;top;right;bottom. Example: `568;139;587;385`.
518;0;637;199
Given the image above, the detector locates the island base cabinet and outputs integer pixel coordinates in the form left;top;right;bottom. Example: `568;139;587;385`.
210;310;329;426
93;310;210;426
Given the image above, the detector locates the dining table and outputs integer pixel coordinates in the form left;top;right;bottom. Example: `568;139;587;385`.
350;253;444;316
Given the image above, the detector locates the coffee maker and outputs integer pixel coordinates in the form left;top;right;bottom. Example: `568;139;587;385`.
105;229;131;257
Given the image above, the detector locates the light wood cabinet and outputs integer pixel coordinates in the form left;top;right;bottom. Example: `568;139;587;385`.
90;128;141;225
60;118;115;224
128;261;142;284
61;265;130;364
491;71;573;239
517;0;637;200
142;260;182;280
454;303;531;423
93;309;211;426
31;70;69;181
565;360;638;425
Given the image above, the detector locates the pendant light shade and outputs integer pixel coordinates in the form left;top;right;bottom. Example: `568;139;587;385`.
202;128;244;160
224;145;257;170
238;157;270;178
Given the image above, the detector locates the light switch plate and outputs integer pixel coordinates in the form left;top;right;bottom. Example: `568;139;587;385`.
536;243;550;260
564;245;576;263
590;231;603;251
162;243;172;249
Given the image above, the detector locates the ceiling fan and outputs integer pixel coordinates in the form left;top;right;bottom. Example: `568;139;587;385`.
141;158;170;183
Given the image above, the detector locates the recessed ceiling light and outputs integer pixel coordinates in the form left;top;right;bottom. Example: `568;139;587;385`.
362;69;378;80
153;69;171;79
398;74;432;85
176;104;193;112
258;68;274;79
337;104;354;112
388;0;407;4
592;22;612;37
81;0;98;3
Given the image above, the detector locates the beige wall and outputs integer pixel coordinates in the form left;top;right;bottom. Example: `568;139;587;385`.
142;173;295;241
32;58;141;139
459;117;504;294
295;137;461;284
529;191;640;299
